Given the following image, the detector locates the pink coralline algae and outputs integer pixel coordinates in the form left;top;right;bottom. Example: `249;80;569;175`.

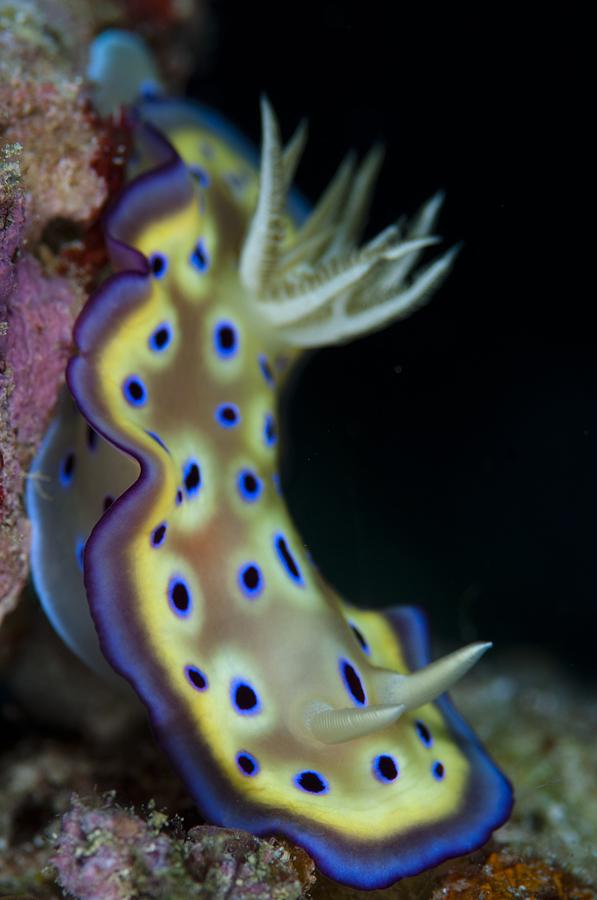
0;0;209;625
51;796;315;900
0;80;109;242
0;183;82;621
185;825;316;899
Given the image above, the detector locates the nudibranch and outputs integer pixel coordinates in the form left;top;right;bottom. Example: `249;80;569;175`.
27;37;512;889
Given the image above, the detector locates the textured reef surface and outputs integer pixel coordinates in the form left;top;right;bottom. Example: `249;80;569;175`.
1;620;596;898
0;0;206;624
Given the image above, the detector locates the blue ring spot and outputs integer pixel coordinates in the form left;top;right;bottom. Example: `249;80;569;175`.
151;522;167;548
190;238;210;273
294;770;329;795
349;620;371;655
230;678;261;716
432;760;445;781
339;658;367;706
372;754;399;783
238;562;264;599
263;413;277;447
182;459;202;498
415;720;433;748
274;532;304;586
75;537;85;571
148;322;172;352
122;375;147;407
213;320;239;359
146;430;169;453
189;164;210;187
59;451;76;486
149;252;168;278
184;664;208;691
258;353;274;387
237;469;263;503
215;402;240;429
236;750;260;777
168;575;192;618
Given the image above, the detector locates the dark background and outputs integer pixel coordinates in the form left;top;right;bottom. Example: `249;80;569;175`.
189;4;593;675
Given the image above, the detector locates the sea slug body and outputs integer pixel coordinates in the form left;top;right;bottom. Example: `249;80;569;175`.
27;32;512;890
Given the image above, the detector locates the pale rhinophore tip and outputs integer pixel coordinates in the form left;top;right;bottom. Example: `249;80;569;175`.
240;98;456;348
88;30;163;116
376;641;493;710
307;703;406;745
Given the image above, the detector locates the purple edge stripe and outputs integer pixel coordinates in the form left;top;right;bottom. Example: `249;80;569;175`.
66;108;513;890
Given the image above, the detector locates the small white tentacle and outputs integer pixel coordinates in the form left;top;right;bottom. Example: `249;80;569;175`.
375;641;492;710
307;702;406;745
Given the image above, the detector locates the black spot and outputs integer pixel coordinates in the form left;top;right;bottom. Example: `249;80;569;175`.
214;321;239;359
275;534;302;583
153;327;170;349
235;683;258;711
341;660;366;705
351;623;369;653
237;753;256;775
60;452;75;484
150;253;167;277
123;376;146;406
238;469;262;503
258;354;274;386
151;523;167;547
184;462;201;494
416;720;432;747
103;495;114;511
242;565;260;591
191;239;209;272
221;405;237;424
86;426;97;450
186;666;207;690
219;325;235;350
170;580;190;613
264;413;276;446
377;755;398;781
243;472;258;494
297;771;327;794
